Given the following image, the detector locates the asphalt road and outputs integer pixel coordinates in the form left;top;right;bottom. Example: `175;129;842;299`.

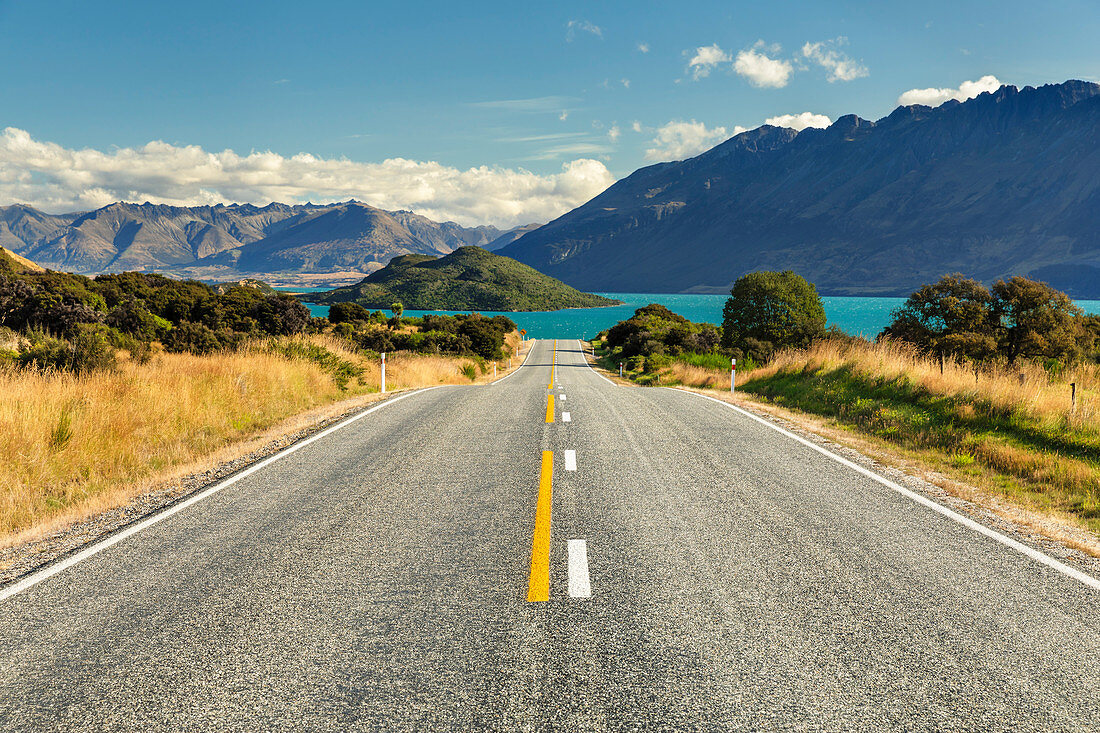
2;339;1099;731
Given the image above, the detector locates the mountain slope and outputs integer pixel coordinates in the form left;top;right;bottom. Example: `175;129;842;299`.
0;247;45;274
0;201;511;280
309;246;620;311
500;80;1100;297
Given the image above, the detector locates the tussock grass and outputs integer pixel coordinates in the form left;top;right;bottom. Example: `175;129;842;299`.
0;332;524;545
666;338;1100;534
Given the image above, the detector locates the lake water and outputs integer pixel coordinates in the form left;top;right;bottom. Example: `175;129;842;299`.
278;288;1100;340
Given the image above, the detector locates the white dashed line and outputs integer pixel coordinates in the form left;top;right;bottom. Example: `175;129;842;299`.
560;395;566;401
564;450;577;471
568;539;591;598
562;412;571;422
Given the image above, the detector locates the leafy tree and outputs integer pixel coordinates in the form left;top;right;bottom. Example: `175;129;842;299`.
722;271;826;362
880;274;998;361
389;301;404;329
991;276;1085;363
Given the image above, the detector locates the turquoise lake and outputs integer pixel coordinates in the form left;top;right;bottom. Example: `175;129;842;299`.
280;289;1100;340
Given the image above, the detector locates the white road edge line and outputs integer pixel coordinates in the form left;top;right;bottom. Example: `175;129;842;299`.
568;539;592;598
562;412;571;422
564;450;577;471
578;338;615;386
560;395;566;401
491;337;538;386
670;388;1100;592
0;387;444;603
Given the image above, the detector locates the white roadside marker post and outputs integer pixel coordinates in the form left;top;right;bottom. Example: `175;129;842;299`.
381;352;386;394
730;358;736;393
619;362;623;378
494;364;497;378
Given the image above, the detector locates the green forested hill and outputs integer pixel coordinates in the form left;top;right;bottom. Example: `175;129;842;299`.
309;246;619;311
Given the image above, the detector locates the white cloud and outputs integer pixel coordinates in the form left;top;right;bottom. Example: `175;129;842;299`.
687;44;731;80
644;120;735;161
608;125;621;142
734;42;793;88
801;37;868;82
621;78;630;89
566;20;602;41
637;42;650;53
559;110;569;121
472;95;578;112
0;127;614;229
897;75;1002;107
765;112;831;131
631;120;643;133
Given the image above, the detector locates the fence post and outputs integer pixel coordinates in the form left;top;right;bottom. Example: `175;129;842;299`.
1071;382;1077;414
731;358;737;393
381;352;386;394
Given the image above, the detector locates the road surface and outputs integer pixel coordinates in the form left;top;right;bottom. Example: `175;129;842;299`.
2;339;1099;731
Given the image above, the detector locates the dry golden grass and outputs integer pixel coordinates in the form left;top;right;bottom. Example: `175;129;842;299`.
757;338;1099;425
671;338;1098;428
0;332;528;545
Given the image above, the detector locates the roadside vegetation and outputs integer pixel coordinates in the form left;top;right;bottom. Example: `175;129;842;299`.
0;250;522;545
593;270;1100;540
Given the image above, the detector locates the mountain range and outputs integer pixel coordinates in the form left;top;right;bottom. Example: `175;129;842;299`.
499;80;1100;298
0;201;535;285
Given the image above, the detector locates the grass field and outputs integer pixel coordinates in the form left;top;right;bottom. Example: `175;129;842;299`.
0;332;521;545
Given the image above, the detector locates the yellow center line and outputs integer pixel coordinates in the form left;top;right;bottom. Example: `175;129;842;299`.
545;394;555;423
526;451;554;602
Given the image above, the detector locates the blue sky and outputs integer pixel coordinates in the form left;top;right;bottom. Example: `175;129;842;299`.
1;0;1097;225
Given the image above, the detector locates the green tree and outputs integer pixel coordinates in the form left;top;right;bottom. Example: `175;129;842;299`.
991;276;1085;364
880;274;998;361
389;301;404;329
722;271;826;362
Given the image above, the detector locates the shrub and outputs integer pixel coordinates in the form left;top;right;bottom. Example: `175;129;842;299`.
18;325;117;373
163;321;223;354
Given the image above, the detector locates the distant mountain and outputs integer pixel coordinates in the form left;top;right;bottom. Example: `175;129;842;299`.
0;201;529;284
484;223;541;251
500;80;1100;298
309;246;620;311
